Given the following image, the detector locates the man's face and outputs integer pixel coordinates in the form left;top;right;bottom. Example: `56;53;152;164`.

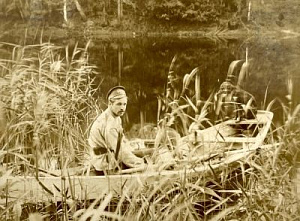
109;97;127;117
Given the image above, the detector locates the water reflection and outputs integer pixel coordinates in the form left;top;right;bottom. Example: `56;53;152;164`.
84;36;300;131
0;35;299;131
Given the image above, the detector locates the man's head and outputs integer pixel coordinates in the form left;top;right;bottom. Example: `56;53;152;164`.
107;86;128;117
219;81;234;94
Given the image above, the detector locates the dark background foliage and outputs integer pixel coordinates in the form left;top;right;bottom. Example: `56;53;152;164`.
0;0;247;31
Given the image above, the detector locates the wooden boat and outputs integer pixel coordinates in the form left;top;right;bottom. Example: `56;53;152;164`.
4;111;274;203
185;110;273;151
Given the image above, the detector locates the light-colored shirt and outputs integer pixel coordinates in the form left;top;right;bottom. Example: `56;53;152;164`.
88;108;144;171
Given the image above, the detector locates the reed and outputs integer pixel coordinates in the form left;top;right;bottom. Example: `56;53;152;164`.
0;44;299;220
0;41;100;171
69;59;299;221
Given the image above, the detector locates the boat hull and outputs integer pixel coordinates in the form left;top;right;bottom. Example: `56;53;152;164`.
3;111;274;203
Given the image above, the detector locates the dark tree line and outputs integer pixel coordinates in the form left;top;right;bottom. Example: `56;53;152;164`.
0;0;248;29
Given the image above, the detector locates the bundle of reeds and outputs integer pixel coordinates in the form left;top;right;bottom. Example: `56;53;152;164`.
0;41;100;173
0;43;299;220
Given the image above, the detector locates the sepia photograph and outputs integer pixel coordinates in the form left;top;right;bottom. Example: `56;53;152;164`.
0;0;299;220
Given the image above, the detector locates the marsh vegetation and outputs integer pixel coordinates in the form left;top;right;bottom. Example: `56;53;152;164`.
0;40;299;220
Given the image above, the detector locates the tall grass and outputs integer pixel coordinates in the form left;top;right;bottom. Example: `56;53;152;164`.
0;44;299;220
71;59;299;220
220;103;300;220
0;41;100;173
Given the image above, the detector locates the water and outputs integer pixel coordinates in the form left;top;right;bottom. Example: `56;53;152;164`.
77;36;300;131
83;35;300;196
1;35;300;131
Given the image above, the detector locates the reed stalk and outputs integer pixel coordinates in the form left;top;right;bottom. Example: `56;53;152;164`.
0;41;100;219
0;43;299;220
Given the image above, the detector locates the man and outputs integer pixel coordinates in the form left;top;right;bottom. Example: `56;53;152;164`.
214;76;257;122
88;86;145;172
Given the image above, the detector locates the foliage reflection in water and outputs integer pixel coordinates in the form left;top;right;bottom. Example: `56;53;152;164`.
0;36;299;220
81;36;300;132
